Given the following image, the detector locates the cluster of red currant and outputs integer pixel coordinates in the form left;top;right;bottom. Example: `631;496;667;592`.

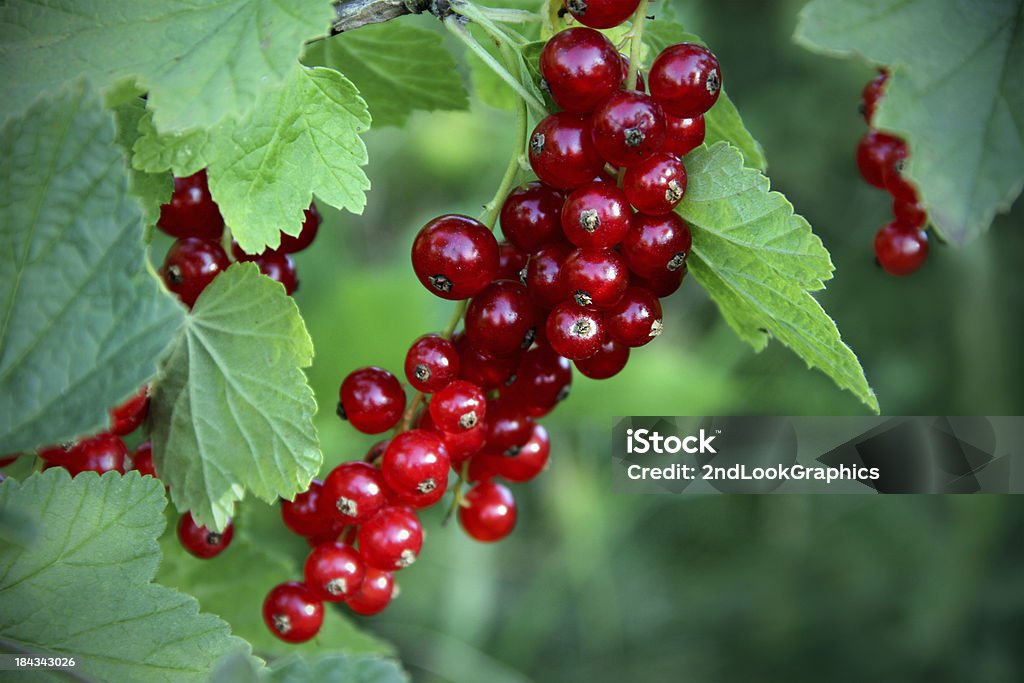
855;70;930;276
254;19;724;644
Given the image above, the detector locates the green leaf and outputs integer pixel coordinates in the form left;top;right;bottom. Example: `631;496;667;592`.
0;0;335;132
304;23;469;128
795;0;1024;245
211;650;408;683
0;470;249;681
0;83;185;453
113;98;173;227
679;143;878;412
643;20;767;171
150;263;320;531
134;66;371;255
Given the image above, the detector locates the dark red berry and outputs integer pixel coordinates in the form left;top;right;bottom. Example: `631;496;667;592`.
381;429;450;506
282;479;333;539
161;238;229;308
503;345;572;417
881;140;917;202
465;280;538;356
623;152;687;215
65;433;128;476
418;408;487;464
860;69;888;124
622;212;692;277
38;443;75;466
561;181;632;250
251;251;298;295
459;481;517;542
357;506;424;570
346;568;395;615
263;582;323;643
649;43;722;117
663;114;705;157
278;203;321;253
453;332;521;389
499;182;566;252
855;130;902;189
412;214;499;300
529;112;605;190
109;387;149;436
631;266;686;297
561;248;629;308
497;241;528;281
605;286;663;347
0;454;17;468
338;367;406;434
177;512;233;559
591;90;666;168
304;542;365;602
430;380;487;433
129;441;156;477
322;461;387;525
157;170;224;240
525;242;572;309
893;199;927;229
566;0;641;29
540;27;623;112
405;334;460;393
484;399;535;455
575;337;630;379
494;423;551;482
546;302;605;360
874;222;928;276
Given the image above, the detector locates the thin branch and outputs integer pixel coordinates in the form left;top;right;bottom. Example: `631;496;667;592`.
331;0;451;34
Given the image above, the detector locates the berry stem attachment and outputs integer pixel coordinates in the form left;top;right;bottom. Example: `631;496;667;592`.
442;461;471;527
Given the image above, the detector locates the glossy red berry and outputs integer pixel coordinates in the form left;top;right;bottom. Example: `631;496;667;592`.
281;479;332;539
418;408;487;464
129;441;156;478
874;222;928;276
525;242;572;309
575;338;630;379
561;181;632;251
855;130;902;189
338;367;406;434
357;506;424;570
322;461;387;525
304;542;365;602
405;334;460;393
453;333;521;389
497;241;529;281
546;302;605;360
540;27;623;112
860;69;888;124
494;423;551;482
38;443;75;466
251;251;298;295
504;345;572;417
529;112;605;190
631;266;686;297
565;0;641;29
649;43;722;117
622;212;692;277
663;114;705;157
623;152;687;215
459;481;517;542
346;568;395;615
412;214;499;300
157;170;224;240
430;380;487;433
893;199;927;229
278;203;321;253
177;512;233;559
109;387;149;436
605;286;663;347
881;140;917;202
484;399;535;455
161;238;229;308
465;280;538;356
65;433;128;476
263;582;323;643
499;182;566;252
381;429;450;505
591;90;666;168
562;248;629;308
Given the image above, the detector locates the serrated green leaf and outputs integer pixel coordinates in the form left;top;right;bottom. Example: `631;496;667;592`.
680;143;878;412
304;23;469;128
113;98;173;227
211;650;408;683
157;501;394;659
134;66;370;255
0;83;184;453
0;0;335;133
150;263;320;531
795;0;1023;245
0;470;248;681
643;20;767;171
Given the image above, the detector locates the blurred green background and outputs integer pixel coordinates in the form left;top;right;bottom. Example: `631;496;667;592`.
262;0;1024;679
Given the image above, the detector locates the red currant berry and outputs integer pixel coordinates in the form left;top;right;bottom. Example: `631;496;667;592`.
540;27;623;112
157;170;224;240
499;182;566;252
346;568;395;615
129;441;156;478
605;286;663;347
855;130;902;189
109;387;149;436
529;112;605;190
282;479;332;539
249;251;298;295
498;241;528;281
622;212;692;277
161;238;229;308
459;481;517;542
591;91;666;168
465;280;538;356
304;541;365;602
881;140;918;202
278;203;321;253
874;222;928;276
338;367;406;434
504;345;572;417
263;582;323;643
495;423;551;482
562;248;629;308
357;506;423;570
525;242;572;310
453;333;521;389
0;454;17;468
575;337;630;379
623;152;687;215
893;199;927;229
65;433;128;476
38;443;75;466
177;512;233;559
631;266;686;297
381;429;450;505
412;214;499;300
405;334;460;393
430;380;487;433
565;0;641;29
663;114;705;157
860;69;888;125
418;409;487;464
546;302;605;360
561;181;632;250
649;43;722;117
322;461;387;525
484;399;535;455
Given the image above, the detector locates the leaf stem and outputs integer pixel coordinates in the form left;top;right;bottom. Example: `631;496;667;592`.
626;0;649;90
471;5;542;23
